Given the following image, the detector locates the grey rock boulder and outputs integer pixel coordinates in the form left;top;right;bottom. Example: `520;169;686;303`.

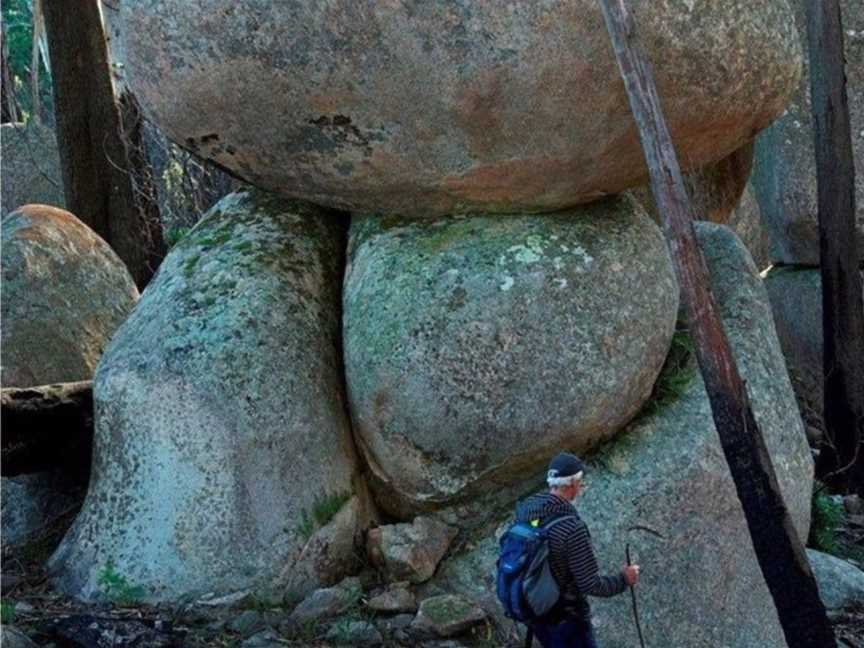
367;517;458;584
751;0;864;265
367;583;417;613
0;122;65;215
344;197;678;518
434;223;813;648
290;577;362;624
807;549;864;612
727;183;772;272
118;1;799;216
326;619;383;646
411;594;486;639
1;471;85;551
47;190;373;602
1;205;139;387
0;627;38;648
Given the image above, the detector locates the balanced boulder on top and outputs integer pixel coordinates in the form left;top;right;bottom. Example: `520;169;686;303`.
344;196;678;517
117;0;800;216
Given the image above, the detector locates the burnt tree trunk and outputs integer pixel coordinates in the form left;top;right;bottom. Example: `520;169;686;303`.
597;1;837;646
807;0;864;495
1;381;93;479
42;0;165;288
1;19;20;123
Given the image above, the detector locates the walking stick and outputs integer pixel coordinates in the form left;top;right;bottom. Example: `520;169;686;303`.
625;542;646;648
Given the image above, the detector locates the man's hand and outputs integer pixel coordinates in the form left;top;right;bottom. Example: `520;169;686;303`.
622;564;640;586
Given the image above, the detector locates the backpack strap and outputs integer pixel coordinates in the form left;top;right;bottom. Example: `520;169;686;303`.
540;514;577;533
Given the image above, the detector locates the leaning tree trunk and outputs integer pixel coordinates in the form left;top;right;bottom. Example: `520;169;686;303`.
807;0;864;496
42;0;165;288
597;1;837;646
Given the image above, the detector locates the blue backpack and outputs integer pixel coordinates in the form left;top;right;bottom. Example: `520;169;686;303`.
496;515;574;623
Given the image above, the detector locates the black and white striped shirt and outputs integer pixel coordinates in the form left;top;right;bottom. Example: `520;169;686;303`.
516;491;627;620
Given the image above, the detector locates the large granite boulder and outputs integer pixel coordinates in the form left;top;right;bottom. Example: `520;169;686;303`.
48;190;374;602
1;205;139;387
117;1;799;216
0;122;65;216
344;197;678;518
751;0;864;265
434;223;813;648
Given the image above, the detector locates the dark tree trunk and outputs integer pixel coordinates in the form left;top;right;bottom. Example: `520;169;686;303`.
42;0;165;288
1;381;93;479
807;0;864;496
1;19;21;123
597;1;837;646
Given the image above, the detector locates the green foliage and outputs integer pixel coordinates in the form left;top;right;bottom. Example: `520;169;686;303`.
808;484;864;563
639;328;697;417
97;561;145;606
1;600;15;625
2;0;54;121
297;491;352;541
164;226;189;248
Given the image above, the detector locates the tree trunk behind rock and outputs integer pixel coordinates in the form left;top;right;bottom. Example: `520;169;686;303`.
1;19;20;124
1;381;93;479
42;0;164;288
807;0;864;496
597;1;837;645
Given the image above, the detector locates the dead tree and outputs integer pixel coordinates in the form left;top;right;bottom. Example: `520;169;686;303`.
1;381;93;479
42;0;165;288
807;0;864;495
597;1;836;645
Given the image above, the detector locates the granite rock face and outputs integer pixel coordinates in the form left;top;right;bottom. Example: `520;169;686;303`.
118;0;800;216
434;224;813;648
47;190;372;602
806;549;864;612
751;0;864;265
1;205;139;387
344;197;678;517
0;122;65;216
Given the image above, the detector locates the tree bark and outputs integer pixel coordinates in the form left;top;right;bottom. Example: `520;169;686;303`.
597;1;837;646
1;19;21;123
42;0;165;288
1;381;93;479
807;0;864;496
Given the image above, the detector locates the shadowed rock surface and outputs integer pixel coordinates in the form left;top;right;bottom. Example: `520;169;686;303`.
344;197;678;518
0;122;65;216
1;205;139;387
433;223;813;648
47;189;373;603
117;0;800;216
751;0;864;265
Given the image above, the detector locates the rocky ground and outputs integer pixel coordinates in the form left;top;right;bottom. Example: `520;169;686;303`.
2;514;862;648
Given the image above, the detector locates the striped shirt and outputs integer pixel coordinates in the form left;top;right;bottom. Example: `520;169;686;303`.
516;491;627;620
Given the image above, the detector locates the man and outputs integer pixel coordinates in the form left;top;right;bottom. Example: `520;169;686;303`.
516;452;640;648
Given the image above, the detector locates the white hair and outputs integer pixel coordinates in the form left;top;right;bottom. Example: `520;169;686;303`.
547;470;584;488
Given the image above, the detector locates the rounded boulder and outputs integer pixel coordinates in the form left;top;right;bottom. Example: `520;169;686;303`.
118;0;800;216
1;205;139;387
344;197;679;516
48;190;373;602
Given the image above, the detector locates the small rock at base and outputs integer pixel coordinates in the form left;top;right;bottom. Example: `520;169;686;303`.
325;620;383;646
844;494;864;516
289;577;361;624
411;594;486;638
367;583;417;613
227;610;267;637
240;629;283;648
0;627;38;648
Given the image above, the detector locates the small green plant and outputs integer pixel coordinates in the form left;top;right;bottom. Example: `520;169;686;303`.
1;600;15;625
637;328;696;419
808;483;864;563
97;561;145;605
297;491;352;540
164;226;190;248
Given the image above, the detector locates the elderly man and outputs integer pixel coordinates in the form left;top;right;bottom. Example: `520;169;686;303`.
516;452;640;648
